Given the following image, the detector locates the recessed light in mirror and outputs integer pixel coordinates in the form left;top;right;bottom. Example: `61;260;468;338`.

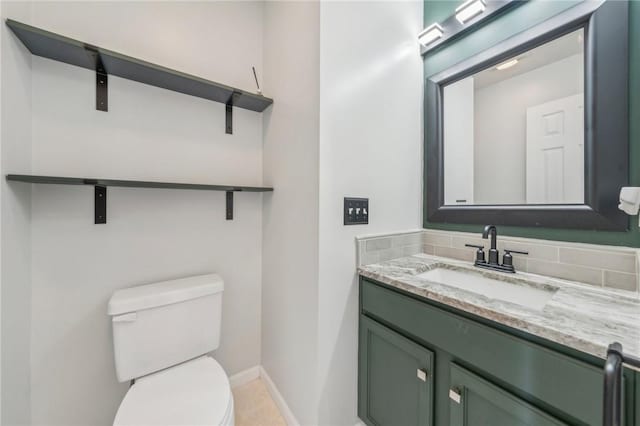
455;0;486;24
495;59;519;71
418;23;444;47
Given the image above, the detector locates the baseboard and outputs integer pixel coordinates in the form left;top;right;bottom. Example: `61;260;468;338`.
228;364;299;426
229;365;260;388
259;366;299;426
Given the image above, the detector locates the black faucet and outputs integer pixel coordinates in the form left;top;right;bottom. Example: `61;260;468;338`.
465;225;529;273
482;225;499;265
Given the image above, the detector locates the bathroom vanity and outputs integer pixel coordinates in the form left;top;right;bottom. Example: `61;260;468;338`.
357;254;640;426
361;0;637;421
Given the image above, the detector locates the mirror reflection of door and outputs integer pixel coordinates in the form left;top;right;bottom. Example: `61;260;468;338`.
442;28;585;206
525;94;584;204
443;77;474;205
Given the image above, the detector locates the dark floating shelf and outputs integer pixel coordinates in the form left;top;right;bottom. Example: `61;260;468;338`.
7;174;273;224
6;174;274;192
5;19;273;134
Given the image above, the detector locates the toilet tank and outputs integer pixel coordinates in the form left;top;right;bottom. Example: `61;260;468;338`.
108;274;223;382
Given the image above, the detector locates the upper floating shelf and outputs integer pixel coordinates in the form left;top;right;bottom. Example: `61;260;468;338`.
5;19;273;113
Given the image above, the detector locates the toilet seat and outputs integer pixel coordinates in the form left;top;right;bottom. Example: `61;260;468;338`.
113;356;234;426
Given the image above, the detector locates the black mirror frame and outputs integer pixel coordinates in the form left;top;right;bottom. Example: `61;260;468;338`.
424;0;629;231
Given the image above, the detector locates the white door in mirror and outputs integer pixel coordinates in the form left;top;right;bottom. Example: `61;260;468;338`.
526;93;584;204
443;77;475;205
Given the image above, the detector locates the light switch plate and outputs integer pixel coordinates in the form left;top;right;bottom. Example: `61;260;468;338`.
344;197;369;225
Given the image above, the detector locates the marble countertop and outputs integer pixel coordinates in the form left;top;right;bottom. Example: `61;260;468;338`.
358;253;640;360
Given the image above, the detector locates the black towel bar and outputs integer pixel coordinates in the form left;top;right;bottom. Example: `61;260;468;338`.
603;342;640;426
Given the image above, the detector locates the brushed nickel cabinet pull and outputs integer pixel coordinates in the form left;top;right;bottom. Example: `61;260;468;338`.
449;388;462;404
417;369;428;382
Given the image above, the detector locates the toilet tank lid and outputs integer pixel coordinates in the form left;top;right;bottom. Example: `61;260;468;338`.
108;274;223;316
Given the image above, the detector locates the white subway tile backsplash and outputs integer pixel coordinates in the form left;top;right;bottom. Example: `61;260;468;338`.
356;231;423;265
402;244;424;256
496;240;559;262
434;246;475;262
603;270;638;292
378;247;404;262
423;244;435;255
512;256;527;273
356;229;639;293
359;251;380;266
423;232;452;247
451;235;484;250
391;233;422;248
527;259;603;287
559;247;636;273
365;238;391;251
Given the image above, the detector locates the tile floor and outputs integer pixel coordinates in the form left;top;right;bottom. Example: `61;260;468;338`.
232;379;287;426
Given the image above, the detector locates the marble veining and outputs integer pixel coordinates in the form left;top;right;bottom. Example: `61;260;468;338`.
358;253;640;360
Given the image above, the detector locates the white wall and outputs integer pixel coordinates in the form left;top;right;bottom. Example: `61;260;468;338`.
317;2;423;425
1;2;266;425
1;3;425;425
1;1;33;424
261;3;423;425
474;53;583;204
261;2;320;425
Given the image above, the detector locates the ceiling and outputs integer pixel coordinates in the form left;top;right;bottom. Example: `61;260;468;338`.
473;28;584;89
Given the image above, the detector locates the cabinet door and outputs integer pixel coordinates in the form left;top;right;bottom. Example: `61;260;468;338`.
358;316;434;426
449;363;566;426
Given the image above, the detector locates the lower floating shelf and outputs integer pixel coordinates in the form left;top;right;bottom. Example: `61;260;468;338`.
6;174;273;224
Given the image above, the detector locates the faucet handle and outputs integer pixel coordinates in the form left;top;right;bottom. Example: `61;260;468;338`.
504;249;529;256
465;244;484;249
502;249;528;268
465;244;486;264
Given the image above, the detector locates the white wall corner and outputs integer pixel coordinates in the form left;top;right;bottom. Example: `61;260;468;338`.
259;366;300;426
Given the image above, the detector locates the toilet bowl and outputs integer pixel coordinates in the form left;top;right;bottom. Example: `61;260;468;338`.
113;357;234;426
108;274;233;426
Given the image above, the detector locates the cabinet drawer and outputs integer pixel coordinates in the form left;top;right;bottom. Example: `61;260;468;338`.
449;363;566;426
359;315;434;426
361;278;604;425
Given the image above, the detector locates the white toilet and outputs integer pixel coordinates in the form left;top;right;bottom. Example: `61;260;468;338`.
108;274;234;426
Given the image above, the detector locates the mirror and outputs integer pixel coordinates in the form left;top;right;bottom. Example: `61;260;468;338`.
424;0;629;230
443;28;585;206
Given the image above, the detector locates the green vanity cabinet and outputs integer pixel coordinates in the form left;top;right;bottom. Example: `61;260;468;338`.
358;277;638;426
449;363;566;426
359;315;434;426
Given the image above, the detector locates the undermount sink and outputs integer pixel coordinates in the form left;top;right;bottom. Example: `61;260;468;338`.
416;267;556;310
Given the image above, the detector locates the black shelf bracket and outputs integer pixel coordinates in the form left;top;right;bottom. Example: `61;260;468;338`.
225;103;232;135
95;185;107;224
86;46;108;111
96;68;108;112
226;191;234;220
225;91;241;135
